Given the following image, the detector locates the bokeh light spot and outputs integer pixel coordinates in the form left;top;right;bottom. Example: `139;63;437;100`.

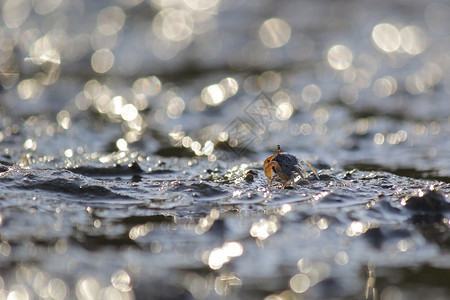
167;97;185;119
111;270;132;292
327;45;353;70
373;76;397;98
2;0;31;28
250;218;278;240
48;278;67;300
154;9;194;42
116;138;128;151
91;49;114;73
121;104;138;121
372;23;401;53
276;102;293;121
334;251;349;265
259;18;291;48
258;71;281;92
97;6;126;36
202;84;226;106
301;84;322;103
374;133;385;145
400;26;428;55
32;0;62;15
289;274;310;293
220;77;239;97
133;76;162;97
17;79;43;100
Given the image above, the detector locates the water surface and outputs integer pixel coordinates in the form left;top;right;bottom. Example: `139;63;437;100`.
1;0;450;299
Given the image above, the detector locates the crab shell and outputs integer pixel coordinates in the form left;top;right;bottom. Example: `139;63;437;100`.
263;150;319;188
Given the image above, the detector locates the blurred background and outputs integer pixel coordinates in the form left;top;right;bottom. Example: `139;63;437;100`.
1;0;450;299
0;0;449;174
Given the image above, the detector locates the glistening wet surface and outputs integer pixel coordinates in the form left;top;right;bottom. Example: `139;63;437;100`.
1;0;450;299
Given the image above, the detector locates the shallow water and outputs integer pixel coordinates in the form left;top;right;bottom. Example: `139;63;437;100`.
1;0;450;299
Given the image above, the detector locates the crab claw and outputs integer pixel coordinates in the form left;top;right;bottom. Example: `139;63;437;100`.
264;159;282;186
263;154;276;180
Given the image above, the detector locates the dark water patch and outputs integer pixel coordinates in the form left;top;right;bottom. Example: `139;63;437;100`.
119;214;175;225
15;176;133;200
364;227;412;249
416;222;450;250
352;108;418;122
131;174;142;182
367;197;403;221
364;227;384;249
344;162;449;183
1;153;13;165
0;175;14;183
169;181;228;200
154;146;196;157
403;189;450;213
148;169;176;174
375;265;450;298
402;189;450;225
68;161;144;177
319;192;353;204
0;164;10;172
71;231;136;251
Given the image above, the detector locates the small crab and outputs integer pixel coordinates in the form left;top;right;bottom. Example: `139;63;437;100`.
263;145;319;189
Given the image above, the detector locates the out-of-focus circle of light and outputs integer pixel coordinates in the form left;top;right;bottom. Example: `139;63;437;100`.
259;18;292;48
155;9;194;42
32;0;62;15
116;138;128;151
373;76;398;98
167;97;185;119
276;102;293;120
301;84;322;103
133;76;162;97
201;84;225;106
97;6;126;36
327;45;353;70
111;270;132;292
289;274;310;293
220;77;238;97
91;49;114;73
2;0;31;28
372;23;401;53
400;26;428;55
120;104;138;121
17;79;42;100
48;278;68;300
258;71;281;92
184;0;220;10
76;276;101;300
